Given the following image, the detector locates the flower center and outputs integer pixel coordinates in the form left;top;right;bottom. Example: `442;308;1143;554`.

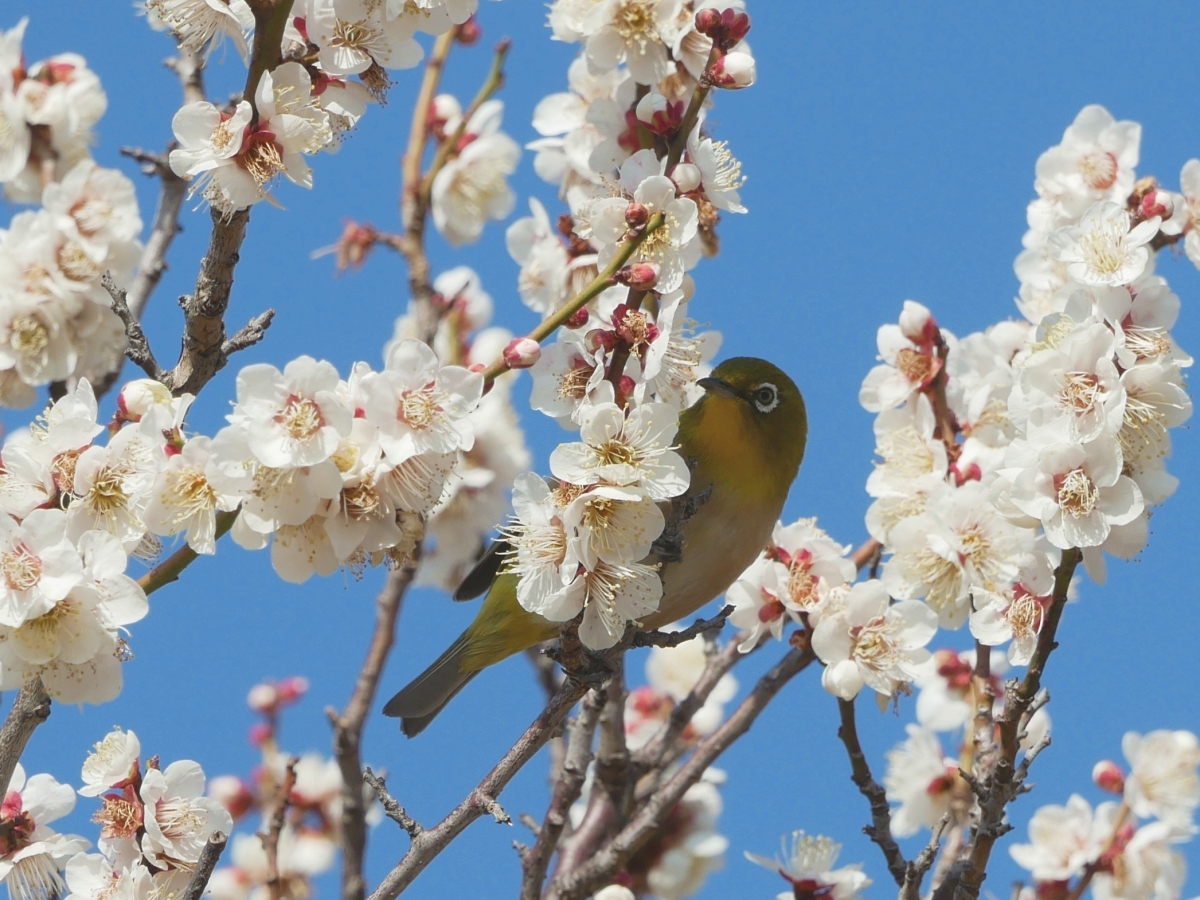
85;470;130;513
597;439;637;467
556;365;593;401
70;197;114;236
278;395;324;442
1054;467;1099;518
895;347;935;386
162;467;218;527
907;547;960;614
57;241;101;282
1008;586;1046;641
1077;150;1118;190
9;316;48;358
342;483;381;520
709;141;746;193
1;546;41;592
613;0;660;46
1058;371;1102;414
237;135;285;186
332;18;382;51
851;615;901;669
209;118;239;155
400;387;441;428
1077;219;1128;275
876;425;934;479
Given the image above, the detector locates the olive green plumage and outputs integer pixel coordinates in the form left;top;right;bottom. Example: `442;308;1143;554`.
383;357;807;736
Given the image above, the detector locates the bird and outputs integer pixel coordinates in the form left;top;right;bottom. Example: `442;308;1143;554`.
383;356;807;736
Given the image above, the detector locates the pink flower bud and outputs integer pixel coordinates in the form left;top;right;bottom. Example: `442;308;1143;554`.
625;202;650;230
247;683;278;713
617;263;660;290
1140;189;1174;221
694;7;722;35
1092;760;1126;794
248;723;272;747
671;163;701;194
276;676;309;705
119;379;171;422
565;307;590;329
503;337;542;369
616;374;637;404
695;8;751;49
898;300;938;345
455;14;481;44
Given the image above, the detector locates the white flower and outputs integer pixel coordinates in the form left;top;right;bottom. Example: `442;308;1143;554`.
726;557;792;653
1009;794;1107;882
67;426;161;548
1049;201;1158;287
0;509;82;627
362;340;483;464
306;0;422;76
1034;105;1140;217
582;0;683;85
866;396;949;498
63;853;151;900
563;485;664;570
529;334;609;427
584;150;700;293
811;580;938;701
140;761;234;870
745;831;871;900
549;400;689;500
859;302;946;412
641;630;737;738
430;119;521;246
968;552;1056;666
883;725;957;837
0;765;88;900
688;135;746;213
501;473;577;618
506;198;571;314
1122;730;1200;826
882;481;1034;628
227;358;351;469
144;0;254;60
144;436;242;555
569;560;662;651
912;647;1009;732
1010;321;1125;444
1009;436;1143;550
639;775;726;900
41;161;142;263
766;517;855;623
79;728;140;797
1092;820;1191;900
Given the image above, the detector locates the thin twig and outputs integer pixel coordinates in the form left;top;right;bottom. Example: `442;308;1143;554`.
364;767;423;839
0;680;51;795
137;511;237;595
632;605;734;648
102;273;165;382
182;832;228;900
519;691;603;900
836;696;908;887
332;554;421;900
546;647;816;900
262;756;298;900
366;679;589;900
221;308;276;357
902;815;950;900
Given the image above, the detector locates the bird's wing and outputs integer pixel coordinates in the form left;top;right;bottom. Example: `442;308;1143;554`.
452;538;510;601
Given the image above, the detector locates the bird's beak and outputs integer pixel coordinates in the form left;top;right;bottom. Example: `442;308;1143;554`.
697;376;739;400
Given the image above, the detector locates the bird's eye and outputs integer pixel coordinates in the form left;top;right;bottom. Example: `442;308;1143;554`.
753;383;780;413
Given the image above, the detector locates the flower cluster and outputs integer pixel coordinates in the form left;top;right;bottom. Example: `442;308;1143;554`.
0;19;143;409
159;0;482;214
206;677;376;900
3;728;235;900
1010;729;1199;900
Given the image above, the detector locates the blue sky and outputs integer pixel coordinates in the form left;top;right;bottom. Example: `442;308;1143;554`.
6;3;1200;898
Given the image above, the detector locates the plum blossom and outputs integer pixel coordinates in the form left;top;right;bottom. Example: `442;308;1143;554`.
1122;730;1200;826
580;0;683;86
78;728;140;798
1048;201;1158;287
431;100;520;246
1034;105;1140;220
811;580;938;701
745;831;871;900
1010;795;1109;882
143;436;242;556
305;0;423;79
0;764;87;900
968;552;1057;665
144;0;254;61
0;509;82;627
140;761;234;870
859;301;946;412
883;725;958;837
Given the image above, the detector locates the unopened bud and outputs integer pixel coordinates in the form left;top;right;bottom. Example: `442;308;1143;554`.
696;8;752;50
247;683;278;713
118;379;172;422
898;299;938;345
625;202;650;230
1140;189;1174;221
456;14;481;44
248;723;272;747
617;262;660;290
616;374;637;406
709;51;756;89
565;307;590;329
635;92;683;135
594;887;636;900
276;676;309;705
1092;760;1126;794
503;337;542;369
671;163;701;194
694;7;722;35
207;775;255;819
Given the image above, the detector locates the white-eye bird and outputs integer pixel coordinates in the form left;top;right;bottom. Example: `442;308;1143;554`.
384;357;807;735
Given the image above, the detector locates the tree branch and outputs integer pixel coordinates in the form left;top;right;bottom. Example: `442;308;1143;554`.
519;690;603;900
836;696;908;887
333;556;421;900
364;767;423;839
366;679;589;900
901;814;950;900
0;680;51;795
137;511;237;595
182;832;228;900
102;272;166;383
546;647;816;900
222;308;276;357
632;604;734;648
262;756;298;900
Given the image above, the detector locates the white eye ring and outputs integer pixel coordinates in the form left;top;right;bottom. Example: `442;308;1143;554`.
753;382;780;413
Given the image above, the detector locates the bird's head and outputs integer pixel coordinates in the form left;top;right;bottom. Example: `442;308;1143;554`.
680;356;807;502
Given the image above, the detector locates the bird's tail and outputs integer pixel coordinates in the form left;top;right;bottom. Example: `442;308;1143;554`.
382;632;478;737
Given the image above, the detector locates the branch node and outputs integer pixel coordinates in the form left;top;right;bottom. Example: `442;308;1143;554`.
364;768;424;839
